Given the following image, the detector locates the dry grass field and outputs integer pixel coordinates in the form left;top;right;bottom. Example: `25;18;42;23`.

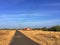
0;30;16;45
19;30;60;45
0;30;60;45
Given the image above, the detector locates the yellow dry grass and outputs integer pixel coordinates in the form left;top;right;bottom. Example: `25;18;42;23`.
0;30;16;45
19;30;60;45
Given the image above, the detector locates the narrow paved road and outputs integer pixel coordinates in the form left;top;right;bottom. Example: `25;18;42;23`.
9;30;39;45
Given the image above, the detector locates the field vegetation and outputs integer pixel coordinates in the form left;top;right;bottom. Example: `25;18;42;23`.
0;30;16;45
19;30;60;45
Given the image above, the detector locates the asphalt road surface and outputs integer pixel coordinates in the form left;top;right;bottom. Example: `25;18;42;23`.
9;30;39;45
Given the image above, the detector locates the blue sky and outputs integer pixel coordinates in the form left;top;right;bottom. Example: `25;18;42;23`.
0;0;60;28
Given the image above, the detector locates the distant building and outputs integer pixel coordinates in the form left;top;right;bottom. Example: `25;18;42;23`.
24;27;31;30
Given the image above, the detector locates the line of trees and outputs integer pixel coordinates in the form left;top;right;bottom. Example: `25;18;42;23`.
32;25;60;31
0;25;60;31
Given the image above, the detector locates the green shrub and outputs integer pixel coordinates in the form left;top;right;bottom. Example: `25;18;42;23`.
48;25;60;31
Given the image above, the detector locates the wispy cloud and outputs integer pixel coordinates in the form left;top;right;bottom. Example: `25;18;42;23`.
41;3;60;6
22;19;60;24
0;13;51;18
21;19;60;27
9;0;25;5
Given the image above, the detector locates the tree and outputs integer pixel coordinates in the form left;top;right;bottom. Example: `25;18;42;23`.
48;25;60;31
42;27;48;31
